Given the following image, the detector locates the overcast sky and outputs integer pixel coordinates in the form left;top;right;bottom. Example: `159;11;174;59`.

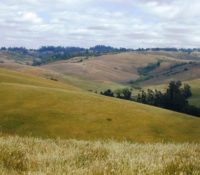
1;0;200;48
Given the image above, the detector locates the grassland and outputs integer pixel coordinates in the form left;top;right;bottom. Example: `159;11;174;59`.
42;52;200;86
0;58;127;92
188;79;200;107
60;75;127;92
0;135;200;175
42;52;160;82
0;68;200;143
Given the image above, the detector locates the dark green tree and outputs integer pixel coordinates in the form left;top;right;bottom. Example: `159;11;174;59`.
182;84;192;98
121;88;132;100
137;90;147;104
114;89;123;98
164;81;187;111
154;89;164;107
147;89;155;105
100;89;114;97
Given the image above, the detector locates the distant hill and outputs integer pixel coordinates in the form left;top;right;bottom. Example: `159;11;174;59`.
2;46;200;66
42;52;200;85
0;45;130;66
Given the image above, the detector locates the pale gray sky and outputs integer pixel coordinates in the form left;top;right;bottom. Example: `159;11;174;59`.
1;0;200;48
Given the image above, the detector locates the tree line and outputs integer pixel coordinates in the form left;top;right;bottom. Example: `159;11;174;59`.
100;88;132;100
2;46;200;66
100;81;200;117
0;45;130;66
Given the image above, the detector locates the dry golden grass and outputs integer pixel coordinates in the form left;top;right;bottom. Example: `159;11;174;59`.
0;135;199;175
42;52;160;82
0;58;126;92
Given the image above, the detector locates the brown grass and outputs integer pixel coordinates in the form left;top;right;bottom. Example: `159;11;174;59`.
0;135;200;175
42;52;160;82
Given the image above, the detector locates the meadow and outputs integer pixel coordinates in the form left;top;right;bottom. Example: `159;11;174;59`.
1;68;200;142
0;135;199;175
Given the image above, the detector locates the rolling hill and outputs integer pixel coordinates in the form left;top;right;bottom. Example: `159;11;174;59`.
0;68;200;143
41;52;160;82
0;58;127;92
1;51;200;107
42;52;200;85
1;50;200;91
40;52;200;107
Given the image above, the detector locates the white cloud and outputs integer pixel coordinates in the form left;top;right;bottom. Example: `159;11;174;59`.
0;0;200;48
16;12;43;24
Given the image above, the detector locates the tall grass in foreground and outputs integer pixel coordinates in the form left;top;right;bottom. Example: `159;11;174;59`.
0;136;199;175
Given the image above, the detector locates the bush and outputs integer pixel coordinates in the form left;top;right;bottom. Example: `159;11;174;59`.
100;89;114;97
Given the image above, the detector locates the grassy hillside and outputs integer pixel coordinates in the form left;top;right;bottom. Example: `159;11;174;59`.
42;52;160;82
0;68;200;142
42;52;200;86
0;59;127;92
1;51;200;93
0;68;77;91
188;79;200;107
0;135;199;175
0;51;34;65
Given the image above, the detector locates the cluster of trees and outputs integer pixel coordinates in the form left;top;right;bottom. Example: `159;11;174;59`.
100;88;132;100
34;45;130;65
136;81;200;117
33;46;87;65
134;47;200;53
138;61;161;76
100;81;200;117
90;45;128;53
0;47;29;54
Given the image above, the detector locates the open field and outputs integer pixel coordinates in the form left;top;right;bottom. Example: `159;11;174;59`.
0;68;200;143
0;135;200;175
